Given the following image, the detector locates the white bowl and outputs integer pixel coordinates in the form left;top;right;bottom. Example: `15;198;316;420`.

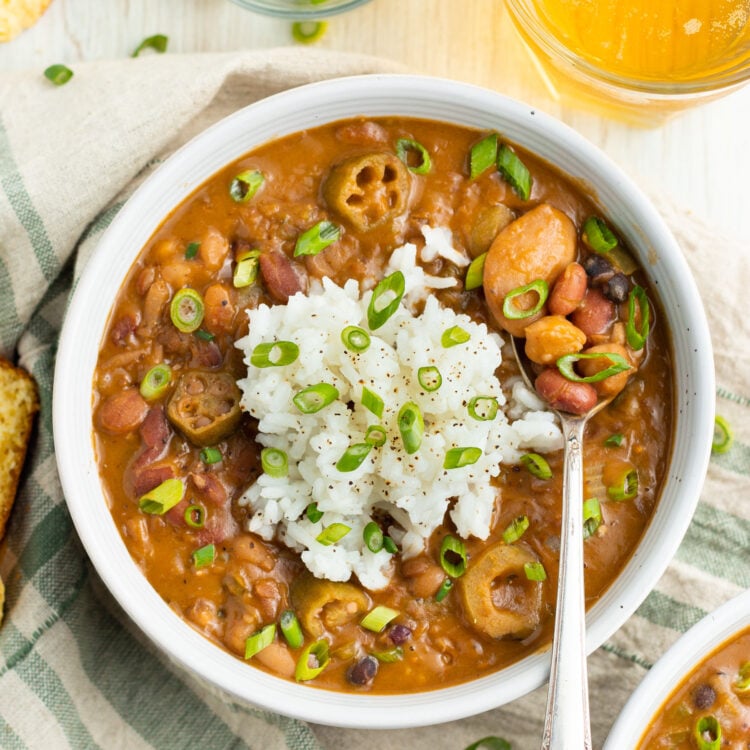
604;589;750;748
53;74;714;729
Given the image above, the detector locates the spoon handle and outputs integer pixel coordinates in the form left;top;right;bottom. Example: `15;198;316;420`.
541;416;592;750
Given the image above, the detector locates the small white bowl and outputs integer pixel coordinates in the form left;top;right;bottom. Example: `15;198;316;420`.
53;75;714;728
605;589;750;748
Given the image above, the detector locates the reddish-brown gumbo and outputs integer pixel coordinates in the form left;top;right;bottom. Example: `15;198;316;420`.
93;117;673;693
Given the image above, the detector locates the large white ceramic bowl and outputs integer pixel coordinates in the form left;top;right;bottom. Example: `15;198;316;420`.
605;589;750;748
53;75;714;729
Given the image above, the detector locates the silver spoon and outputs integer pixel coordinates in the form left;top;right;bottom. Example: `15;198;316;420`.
510;337;614;750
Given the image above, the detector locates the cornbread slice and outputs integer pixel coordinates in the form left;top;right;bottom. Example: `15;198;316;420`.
0;0;52;43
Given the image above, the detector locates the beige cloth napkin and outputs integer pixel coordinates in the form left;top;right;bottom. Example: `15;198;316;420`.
1;47;748;750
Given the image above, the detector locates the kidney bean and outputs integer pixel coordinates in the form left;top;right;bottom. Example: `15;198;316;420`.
570;288;616;341
140;406;171;451
98;388;149;434
535;368;597;415
347;656;378;686
190;472;227;507
388;624;412;645
259;251;306;303
548;262;587;315
132;463;176;497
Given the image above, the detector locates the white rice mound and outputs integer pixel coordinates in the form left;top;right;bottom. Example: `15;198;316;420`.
236;226;562;590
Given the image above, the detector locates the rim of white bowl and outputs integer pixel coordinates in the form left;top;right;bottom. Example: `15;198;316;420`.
604;588;750;748
53;74;715;729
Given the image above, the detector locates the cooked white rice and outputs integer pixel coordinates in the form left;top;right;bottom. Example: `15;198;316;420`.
236;226;562;590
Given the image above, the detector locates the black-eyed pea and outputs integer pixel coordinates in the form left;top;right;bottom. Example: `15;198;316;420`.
535;368;598;415
577;343;635;399
524;315;587;366
548;262;587;316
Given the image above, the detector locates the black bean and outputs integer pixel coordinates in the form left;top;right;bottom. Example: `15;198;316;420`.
604;272;630;303
347;656;379;686
692;683;716;710
389;624;412;645
583;254;614;280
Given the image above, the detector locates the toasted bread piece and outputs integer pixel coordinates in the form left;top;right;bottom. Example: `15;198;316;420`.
0;358;39;541
0;0;52;43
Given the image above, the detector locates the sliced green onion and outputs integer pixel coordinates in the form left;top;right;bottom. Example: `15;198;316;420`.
250;341;299;368
398;402;424;454
520;453;552;480
626;285;651;351
362;386;384;418
383;536;398;554
467;395;499;421
184;241;200;260
440;535;468;578
372;646;404;663
367;270;405;330
693;715;721;750
43;64;74;86
364;425;387;447
316;523;351;546
502;515;529;544
279;610;304;649
244;623;276;659
418;366;442;392
582;497;603;539
341;325;370;353
395;138;431;175
139;478;184;515
306;502;323;523
295;639;330;681
132;34;168;57
194;329;215;342
497;144;532;200
291;20;328;43
464;736;512;750
233;249;261;288
502;279;548;320
734;661;750;695
184;505;205;529
524;561;547;581
294;220;341;257
608;246;638;275
336;443;372;472
465;252;487;291
470;134;498;180
435;578;453;602
605;433;624;448
712;416;733;454
582;216;618;254
261;447;288;478
557;352;631;383
200;446;222;465
139;364;171;400
607;468;638;501
363;521;384;553
360;605;399;633
192;543;216;569
229;169;264;203
443;447;482;470
293;383;339;414
441;325;471;348
170;288;205;333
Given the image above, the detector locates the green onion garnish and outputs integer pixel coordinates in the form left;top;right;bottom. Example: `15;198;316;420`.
132;34;168;57
194;329;214;342
367;270;405;330
170;288;205;333
435;578;453;602
293;383;339;414
341;325;371;353
336;443;372;472
229;169;264;203
372;646;404;663
712;416;733;454
395;138;431;175
626;285;651;350
244;623;276;659
467;396;498;422
497;144;532;200
582;498;602;539
465;736;512;750
362;386;384;418
693;715;721;750
607;468;638;501
294;220;341;257
734;661;750;694
200;446;222;465
360;605;399;633
139;478;184;515
582;216;618;254
184;505;205;529
502;515;529;544
184;241;200;260
520;453;552;480
139;364;171;401
604;433;624;448
291;20;328;44
398;402;424;454
363;521;384;553
440;535;467;578
261;447;288;478
233;250;261;288
417;365;442;392
524;561;547;581
441;325;471;348
306;502;323;523
443;446;482;470
364;425;387;447
295;639;330;681
43;64;74;86
192;543;216;569
316;523;351;546
279;610;304;649
250;341;299;368
382;536;398;554
470;134;498;180
557;352;631;383
464;252;487;291
502;279;548;320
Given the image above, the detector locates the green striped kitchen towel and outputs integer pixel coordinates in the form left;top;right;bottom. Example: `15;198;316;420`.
0;48;748;750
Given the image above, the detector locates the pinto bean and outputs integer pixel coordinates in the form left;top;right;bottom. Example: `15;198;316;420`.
98;388;149;434
524;315;587;366
569;288;616;342
190;472;227;507
110;313;138;346
200;227;230;271
203;283;235;334
548;262;587;315
255;578;282;620
535;368;598;415
259;251;306;303
232;534;276;571
254;641;296;678
140;276;170;334
401;555;445;599
577;343;635;399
